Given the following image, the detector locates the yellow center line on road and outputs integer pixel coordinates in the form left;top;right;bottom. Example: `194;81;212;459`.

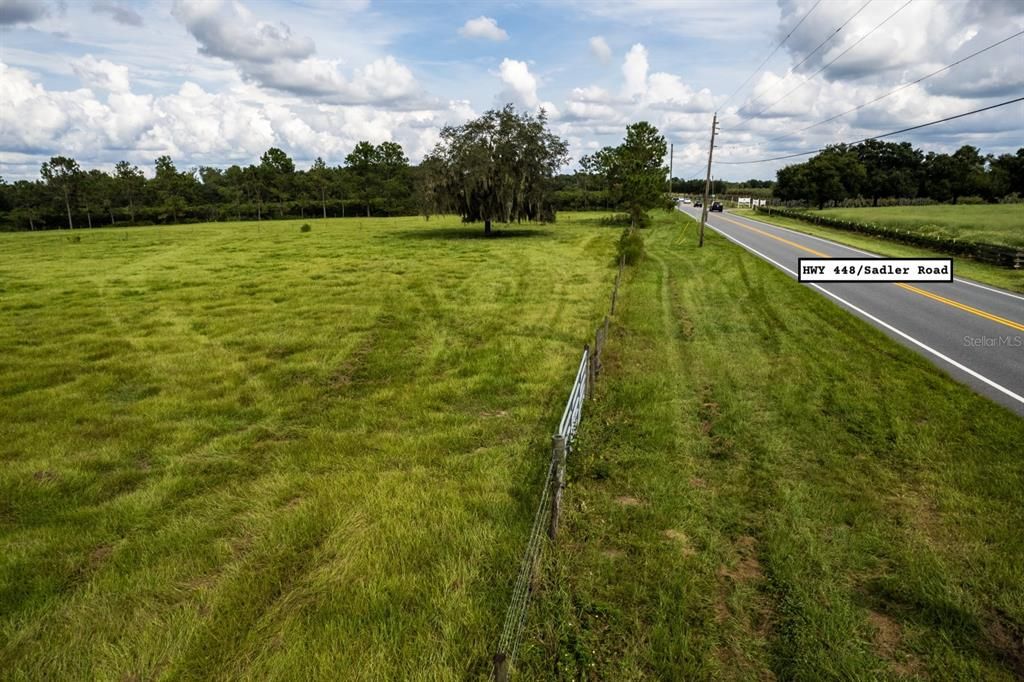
716;214;829;257
712;213;1024;334
895;283;1024;333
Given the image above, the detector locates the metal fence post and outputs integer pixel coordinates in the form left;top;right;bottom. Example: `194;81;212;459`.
548;435;566;540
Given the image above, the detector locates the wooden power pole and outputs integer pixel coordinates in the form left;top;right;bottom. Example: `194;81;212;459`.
668;142;674;197
699;112;719;248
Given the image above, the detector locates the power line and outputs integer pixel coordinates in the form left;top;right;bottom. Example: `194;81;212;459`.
670;162;710;179
755;29;1024;147
788;0;873;75
731;0;914;132
719;0;825;111
733;0;874;119
715;96;1024;165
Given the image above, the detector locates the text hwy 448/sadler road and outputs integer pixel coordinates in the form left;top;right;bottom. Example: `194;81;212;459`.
798;258;954;283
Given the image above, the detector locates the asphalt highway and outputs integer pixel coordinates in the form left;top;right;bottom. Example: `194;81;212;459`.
679;206;1024;417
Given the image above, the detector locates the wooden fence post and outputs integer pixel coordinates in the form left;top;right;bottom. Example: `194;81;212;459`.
611;254;625;315
492;652;509;682
548;435;566;540
601;316;609;374
592;317;608;380
585;342;595;399
611;268;620;315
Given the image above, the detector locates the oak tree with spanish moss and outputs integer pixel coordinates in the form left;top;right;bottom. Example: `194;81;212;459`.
421;104;569;235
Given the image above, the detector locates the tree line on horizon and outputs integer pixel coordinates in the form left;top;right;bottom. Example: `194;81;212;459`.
0;141;419;231
7;113;1018;233
0;107;675;233
771;141;1024;208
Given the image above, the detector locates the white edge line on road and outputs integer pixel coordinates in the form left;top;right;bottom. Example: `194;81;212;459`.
717;210;877;257
708;209;1024;303
953;277;1024;302
705;222;1024;409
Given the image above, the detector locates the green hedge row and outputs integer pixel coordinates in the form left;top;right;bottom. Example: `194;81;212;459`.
753;206;1024;269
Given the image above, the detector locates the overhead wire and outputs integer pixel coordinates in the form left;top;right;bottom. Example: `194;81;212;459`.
714;96;1024;165
730;0;915;133
719;0;825;111
733;0;875;119
753;29;1024;147
787;0;873;75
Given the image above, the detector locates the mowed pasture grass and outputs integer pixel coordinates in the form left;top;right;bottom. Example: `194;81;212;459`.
522;210;1024;679
732;208;1024;293
0;214;618;680
817;204;1024;248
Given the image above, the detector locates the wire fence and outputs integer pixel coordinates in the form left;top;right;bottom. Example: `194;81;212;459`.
492;254;625;681
557;349;589;443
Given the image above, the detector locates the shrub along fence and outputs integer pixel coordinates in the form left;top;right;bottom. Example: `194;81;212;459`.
491;255;625;681
754;206;1024;269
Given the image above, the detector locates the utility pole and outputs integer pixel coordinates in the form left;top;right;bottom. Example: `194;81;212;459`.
668;142;674;198
699;112;719;248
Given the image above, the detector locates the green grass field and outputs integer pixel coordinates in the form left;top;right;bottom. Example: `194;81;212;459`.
3;211;1023;680
0;214;618;680
521;210;1024;679
732;208;1024;293
817;204;1024;248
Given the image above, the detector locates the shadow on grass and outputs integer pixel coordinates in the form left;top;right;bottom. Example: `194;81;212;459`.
393;227;554;240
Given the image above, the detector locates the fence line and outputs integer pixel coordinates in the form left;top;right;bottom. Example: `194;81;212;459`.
492;254;626;681
557;349;590;442
610;253;625;314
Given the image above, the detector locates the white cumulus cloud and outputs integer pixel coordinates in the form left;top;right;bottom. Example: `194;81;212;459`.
458;16;508;41
171;0;420;105
622;43;648;99
71;55;131;93
0;58;486;181
589;36;612;63
171;0;314;63
498;58;539;108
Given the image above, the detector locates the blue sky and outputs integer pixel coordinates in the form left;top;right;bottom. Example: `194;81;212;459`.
1;0;1022;181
